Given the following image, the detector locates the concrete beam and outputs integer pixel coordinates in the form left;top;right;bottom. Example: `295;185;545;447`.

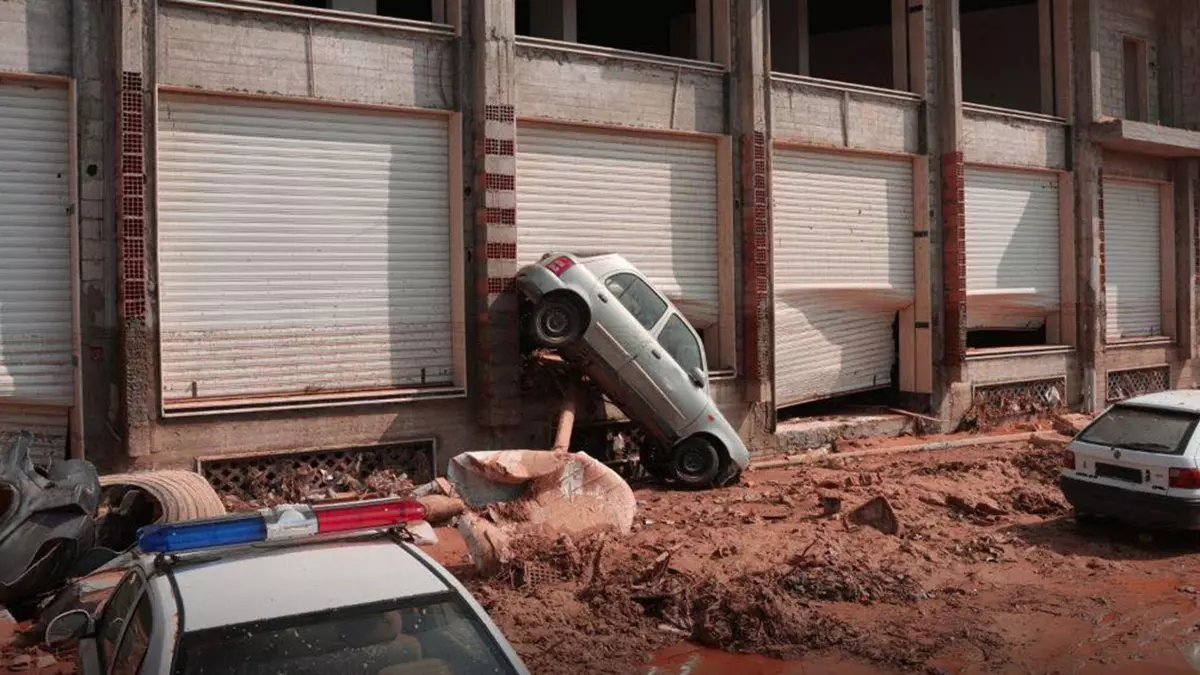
1091;119;1200;158
1176;160;1199;360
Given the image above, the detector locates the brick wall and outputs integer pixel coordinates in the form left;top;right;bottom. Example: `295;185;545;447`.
961;108;1068;170
941;152;966;371
1097;0;1160;121
157;3;456;110
0;0;71;74
769;79;921;154
514;44;726;134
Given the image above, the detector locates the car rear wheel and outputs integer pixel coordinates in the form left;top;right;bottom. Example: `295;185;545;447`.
530;296;583;348
672;437;722;489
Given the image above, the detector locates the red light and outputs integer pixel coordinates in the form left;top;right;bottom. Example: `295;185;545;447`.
313;499;427;535
546;256;575;277
1169;468;1200;489
1063;450;1075;470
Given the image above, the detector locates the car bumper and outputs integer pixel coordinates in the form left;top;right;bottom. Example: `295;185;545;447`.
1060;475;1200;529
513;265;563;302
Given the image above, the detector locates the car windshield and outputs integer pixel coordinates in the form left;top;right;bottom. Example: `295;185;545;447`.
173;593;516;675
1077;404;1200;455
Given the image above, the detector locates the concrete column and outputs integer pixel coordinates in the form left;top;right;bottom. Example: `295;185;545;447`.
1073;0;1104;410
115;0;156;458
471;0;522;428
734;0;773;420
936;0;966;391
528;0;576;42
73;0;119;466
1181;2;1200;130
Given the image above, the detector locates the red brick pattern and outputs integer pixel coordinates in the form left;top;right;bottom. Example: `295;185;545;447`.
743;131;771;383
941;152;966;367
119;72;147;322
477;103;520;425
1097;170;1106;292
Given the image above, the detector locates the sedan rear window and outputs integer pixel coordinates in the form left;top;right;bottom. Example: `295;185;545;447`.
174;594;516;675
1077;405;1200;455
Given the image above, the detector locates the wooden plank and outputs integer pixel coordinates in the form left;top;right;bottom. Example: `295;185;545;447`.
1052;0;1071;120
907;0;927;96
912;156;933;394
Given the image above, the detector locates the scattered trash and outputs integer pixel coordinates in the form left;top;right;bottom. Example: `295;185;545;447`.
845;496;900;536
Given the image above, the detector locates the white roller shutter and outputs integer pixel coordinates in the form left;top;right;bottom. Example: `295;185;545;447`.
773;150;914;407
158;96;454;406
964;168;1060;330
516;125;719;328
0;83;73;406
1104;180;1162;340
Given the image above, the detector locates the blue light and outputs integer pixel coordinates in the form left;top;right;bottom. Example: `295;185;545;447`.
137;514;268;554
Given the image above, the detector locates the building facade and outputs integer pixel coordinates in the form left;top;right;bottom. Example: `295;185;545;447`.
0;0;1197;471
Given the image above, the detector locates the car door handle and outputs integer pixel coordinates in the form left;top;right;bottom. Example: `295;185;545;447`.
651;349;661;359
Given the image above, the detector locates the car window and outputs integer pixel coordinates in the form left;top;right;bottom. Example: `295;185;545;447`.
175;594;517;675
110;594;153;675
604;273;667;331
1077;404;1200;455
97;571;144;669
657;314;704;375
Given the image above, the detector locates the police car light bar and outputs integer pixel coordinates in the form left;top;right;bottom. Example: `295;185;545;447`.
136;498;428;555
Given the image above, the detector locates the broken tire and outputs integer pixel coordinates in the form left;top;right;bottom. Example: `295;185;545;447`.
671;437;721;489
99;470;226;523
530;296;583;348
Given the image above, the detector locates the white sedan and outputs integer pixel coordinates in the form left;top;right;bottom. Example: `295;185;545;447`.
1062;390;1200;529
46;498;529;675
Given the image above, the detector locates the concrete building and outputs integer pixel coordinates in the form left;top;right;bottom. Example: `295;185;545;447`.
0;0;1197;475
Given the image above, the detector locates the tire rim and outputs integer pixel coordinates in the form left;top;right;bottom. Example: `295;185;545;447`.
679;446;711;476
541;306;571;337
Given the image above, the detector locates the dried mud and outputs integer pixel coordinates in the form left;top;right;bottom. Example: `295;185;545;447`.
470;440;1200;674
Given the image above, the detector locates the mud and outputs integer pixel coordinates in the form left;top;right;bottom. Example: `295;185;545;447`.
470;440;1200;674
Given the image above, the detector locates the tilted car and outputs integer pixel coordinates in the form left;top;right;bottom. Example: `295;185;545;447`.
514;252;750;488
1061;390;1200;529
45;498;530;675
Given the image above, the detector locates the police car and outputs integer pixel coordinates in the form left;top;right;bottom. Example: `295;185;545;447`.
1061;390;1200;529
45;498;529;674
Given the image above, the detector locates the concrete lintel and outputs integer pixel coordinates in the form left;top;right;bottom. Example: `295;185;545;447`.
1091;119;1200;158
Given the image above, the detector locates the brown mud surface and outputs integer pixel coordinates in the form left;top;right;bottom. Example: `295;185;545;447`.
469;440;1200;674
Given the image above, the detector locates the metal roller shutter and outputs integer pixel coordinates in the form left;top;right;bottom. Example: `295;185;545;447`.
0;82;73;406
773;150;914;407
157;96;454;406
964;168;1060;330
516;125;719;329
1104;180;1162;340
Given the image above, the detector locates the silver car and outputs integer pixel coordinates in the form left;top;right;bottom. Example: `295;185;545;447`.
514;252;750;488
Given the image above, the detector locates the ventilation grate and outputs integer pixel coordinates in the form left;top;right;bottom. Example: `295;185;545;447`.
199;441;435;501
971;377;1066;424
1106;366;1169;403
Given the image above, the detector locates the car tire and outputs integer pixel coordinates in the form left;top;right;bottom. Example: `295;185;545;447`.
671;437;722;489
530;296;583;348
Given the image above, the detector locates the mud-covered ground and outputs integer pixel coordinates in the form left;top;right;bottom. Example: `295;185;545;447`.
469;439;1200;674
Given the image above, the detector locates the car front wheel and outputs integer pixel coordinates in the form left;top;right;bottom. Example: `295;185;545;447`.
530;296;583;348
672;437;722;488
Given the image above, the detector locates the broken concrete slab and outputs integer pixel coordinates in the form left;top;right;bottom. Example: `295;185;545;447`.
775;414;913;453
845;496;900;535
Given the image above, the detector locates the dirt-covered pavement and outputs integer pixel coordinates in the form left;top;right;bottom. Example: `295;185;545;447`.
469;439;1200;674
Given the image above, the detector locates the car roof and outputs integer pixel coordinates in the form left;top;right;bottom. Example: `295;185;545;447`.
1117;389;1200;413
162;539;449;632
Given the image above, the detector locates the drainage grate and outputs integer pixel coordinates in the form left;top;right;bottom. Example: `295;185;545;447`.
199;441;435;501
971;378;1067;424
1106;366;1170;403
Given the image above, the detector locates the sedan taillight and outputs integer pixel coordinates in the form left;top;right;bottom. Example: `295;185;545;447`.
1169;468;1200;489
546;256;575;277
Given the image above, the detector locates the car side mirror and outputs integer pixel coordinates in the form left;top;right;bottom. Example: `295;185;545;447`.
688;367;706;388
45;609;93;647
